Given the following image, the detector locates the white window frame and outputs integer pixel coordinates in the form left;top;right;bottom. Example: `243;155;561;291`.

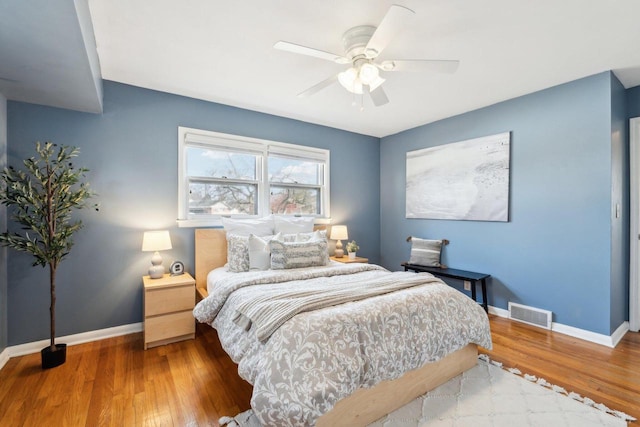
177;127;330;227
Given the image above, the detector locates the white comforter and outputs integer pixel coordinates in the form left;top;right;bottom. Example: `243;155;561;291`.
193;262;492;427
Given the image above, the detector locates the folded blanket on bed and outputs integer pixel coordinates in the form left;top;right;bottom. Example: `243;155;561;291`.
232;271;441;342
193;262;387;325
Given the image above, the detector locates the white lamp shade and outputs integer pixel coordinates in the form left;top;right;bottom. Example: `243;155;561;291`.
359;63;379;85
338;68;363;94
330;225;348;241
142;230;172;252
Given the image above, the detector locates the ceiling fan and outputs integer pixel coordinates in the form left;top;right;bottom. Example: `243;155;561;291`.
274;4;459;107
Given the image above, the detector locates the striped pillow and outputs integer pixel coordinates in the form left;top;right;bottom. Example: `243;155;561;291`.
269;237;329;269
408;237;444;268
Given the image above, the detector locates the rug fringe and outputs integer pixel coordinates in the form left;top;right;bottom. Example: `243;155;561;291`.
477;354;637;422
219;416;238;426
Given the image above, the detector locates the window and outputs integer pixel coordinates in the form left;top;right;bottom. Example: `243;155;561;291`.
178;127;330;227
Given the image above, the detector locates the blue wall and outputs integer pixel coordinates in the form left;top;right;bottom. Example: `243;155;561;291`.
0;93;7;354
6;81;380;345
627;86;640;118
380;72;624;336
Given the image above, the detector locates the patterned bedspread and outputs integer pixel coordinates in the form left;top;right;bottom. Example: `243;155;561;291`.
193;263;492;427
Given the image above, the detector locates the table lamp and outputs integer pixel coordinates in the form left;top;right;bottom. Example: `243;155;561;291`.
330;225;348;258
142;230;172;279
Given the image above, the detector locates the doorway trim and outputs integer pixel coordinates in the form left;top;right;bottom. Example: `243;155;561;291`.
630;117;640;332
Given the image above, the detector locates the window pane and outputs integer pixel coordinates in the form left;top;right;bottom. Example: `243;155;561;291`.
269;156;321;185
189;182;256;215
187;146;257;179
270;186;319;214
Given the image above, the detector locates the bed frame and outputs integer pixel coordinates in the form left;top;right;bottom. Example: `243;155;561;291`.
194;228;477;426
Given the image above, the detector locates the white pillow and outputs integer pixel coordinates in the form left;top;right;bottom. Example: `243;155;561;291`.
222;216;275;237
248;233;280;271
273;216;315;234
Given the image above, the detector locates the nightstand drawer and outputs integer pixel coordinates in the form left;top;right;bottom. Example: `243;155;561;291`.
145;285;194;316
145;310;195;344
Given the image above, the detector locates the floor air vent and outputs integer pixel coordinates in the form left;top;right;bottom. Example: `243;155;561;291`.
508;302;552;329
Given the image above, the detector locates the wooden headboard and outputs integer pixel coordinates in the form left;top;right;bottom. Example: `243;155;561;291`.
194;226;327;300
194;229;228;299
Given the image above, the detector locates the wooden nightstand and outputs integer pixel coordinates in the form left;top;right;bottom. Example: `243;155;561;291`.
330;255;369;263
143;272;196;349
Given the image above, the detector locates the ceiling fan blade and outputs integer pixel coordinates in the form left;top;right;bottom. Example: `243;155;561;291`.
368;85;389;107
365;4;415;59
297;74;339;98
274;41;350;64
380;59;460;74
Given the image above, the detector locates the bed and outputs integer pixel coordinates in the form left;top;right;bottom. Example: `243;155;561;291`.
192;228;492;426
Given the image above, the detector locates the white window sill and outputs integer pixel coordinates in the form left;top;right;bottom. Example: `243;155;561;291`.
176;216;332;228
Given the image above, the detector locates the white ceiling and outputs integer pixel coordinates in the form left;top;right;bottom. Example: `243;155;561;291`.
3;1;640;138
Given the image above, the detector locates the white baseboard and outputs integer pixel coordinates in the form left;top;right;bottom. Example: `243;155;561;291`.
488;305;628;348
0;347;9;371
610;321;630;347
5;322;143;359
488;305;509;318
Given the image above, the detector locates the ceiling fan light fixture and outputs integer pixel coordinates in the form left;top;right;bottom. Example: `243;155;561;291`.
338;67;363;94
359;63;379;85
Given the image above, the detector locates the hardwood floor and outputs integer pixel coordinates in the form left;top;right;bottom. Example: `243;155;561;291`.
0;316;638;426
0;324;252;427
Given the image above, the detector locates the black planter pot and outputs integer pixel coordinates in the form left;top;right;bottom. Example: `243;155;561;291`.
41;343;67;369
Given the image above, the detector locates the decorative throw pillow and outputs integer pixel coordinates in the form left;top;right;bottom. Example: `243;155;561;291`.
269;237;329;269
222;216;275;237
294;229;326;242
408;237;446;268
273;216;315;234
248;233;281;271
226;234;250;272
279;230;325;243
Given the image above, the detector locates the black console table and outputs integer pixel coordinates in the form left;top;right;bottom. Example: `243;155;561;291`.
402;262;490;313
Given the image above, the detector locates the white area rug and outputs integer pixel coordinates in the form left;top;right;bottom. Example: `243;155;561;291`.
220;357;635;427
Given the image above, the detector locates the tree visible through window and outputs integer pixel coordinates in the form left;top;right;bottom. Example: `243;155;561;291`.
178;127;330;226
269;156;322;215
186;147;258;215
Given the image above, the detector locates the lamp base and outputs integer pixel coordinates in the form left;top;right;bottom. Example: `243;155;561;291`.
148;251;165;279
148;265;165;279
334;248;345;258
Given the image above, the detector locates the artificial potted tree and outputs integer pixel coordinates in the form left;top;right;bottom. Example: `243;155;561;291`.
0;142;97;369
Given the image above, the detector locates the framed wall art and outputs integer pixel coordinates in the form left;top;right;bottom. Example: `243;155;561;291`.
406;132;511;222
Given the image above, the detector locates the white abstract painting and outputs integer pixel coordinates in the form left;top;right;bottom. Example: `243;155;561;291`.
406;132;510;221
